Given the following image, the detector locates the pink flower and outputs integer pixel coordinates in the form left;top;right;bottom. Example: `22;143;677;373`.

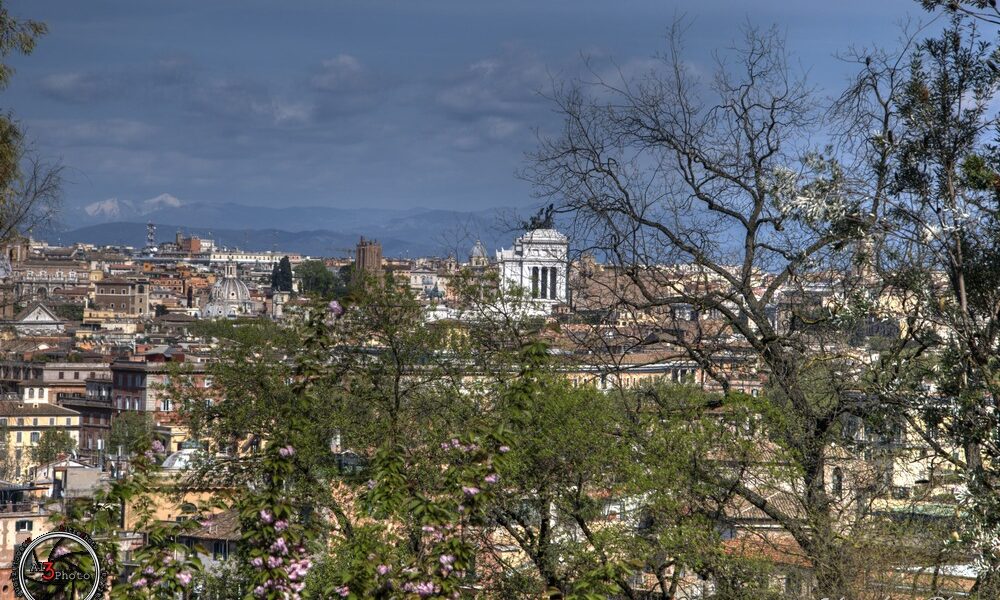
279;445;295;458
271;538;288;555
485;473;499;484
151;440;165;453
260;509;274;524
253;586;266;597
336;585;350;597
377;564;390;576
133;578;148;588
274;519;288;531
267;556;283;569
178;572;192;585
439;554;455;566
328;300;345;318
250;557;264;569
462;486;480;496
498;445;510;453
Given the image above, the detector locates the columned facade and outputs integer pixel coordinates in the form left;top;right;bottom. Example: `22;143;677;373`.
497;228;569;313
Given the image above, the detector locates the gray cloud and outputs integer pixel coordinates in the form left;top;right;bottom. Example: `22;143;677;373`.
436;45;551;121
38;72;119;103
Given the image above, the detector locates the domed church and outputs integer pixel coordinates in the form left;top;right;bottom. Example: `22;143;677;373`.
201;261;254;318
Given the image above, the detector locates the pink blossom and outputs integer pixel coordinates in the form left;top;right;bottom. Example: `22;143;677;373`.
178;572;192;585
260;509;274;524
328;300;345;318
267;556;283;569
270;537;288;555
279;445;296;458
439;554;456;566
250;557;264;569
462;486;480;496
336;586;350;597
133;578;148;588
274;519;288;531
485;473;499;484
499;445;510;453
253;586;266;597
404;581;439;597
377;564;390;576
151;440;165;453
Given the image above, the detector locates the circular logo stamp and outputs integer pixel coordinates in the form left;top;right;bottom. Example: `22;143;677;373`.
11;527;105;600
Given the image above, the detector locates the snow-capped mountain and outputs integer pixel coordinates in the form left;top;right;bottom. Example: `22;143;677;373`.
84;198;132;219
83;194;185;222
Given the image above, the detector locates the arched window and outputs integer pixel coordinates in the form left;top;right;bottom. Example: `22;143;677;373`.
832;467;844;499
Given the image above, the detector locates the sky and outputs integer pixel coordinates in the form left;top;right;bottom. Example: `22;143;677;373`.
3;0;927;215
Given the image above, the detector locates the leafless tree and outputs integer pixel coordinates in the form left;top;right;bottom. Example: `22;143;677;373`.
525;20;914;597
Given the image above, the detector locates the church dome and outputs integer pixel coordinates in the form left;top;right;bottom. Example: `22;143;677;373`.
470;240;487;259
211;276;251;303
201;261;254;318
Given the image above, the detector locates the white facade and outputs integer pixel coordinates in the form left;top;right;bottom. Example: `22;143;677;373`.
496;228;569;312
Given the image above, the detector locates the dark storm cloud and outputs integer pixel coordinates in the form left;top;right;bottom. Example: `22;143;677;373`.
5;0;922;213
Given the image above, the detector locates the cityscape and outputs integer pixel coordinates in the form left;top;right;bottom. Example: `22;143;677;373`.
0;1;999;599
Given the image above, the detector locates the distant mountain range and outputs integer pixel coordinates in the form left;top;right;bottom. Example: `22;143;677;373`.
44;195;527;258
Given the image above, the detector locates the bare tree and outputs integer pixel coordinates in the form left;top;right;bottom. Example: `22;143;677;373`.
526;21;907;597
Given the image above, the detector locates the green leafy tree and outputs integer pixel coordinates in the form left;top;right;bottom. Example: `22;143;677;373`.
294;260;336;297
31;428;76;465
863;15;1000;596
56;440;211;598
109;412;155;457
274;256;294;292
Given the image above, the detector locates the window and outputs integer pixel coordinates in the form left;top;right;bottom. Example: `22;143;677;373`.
30;432;39;444
15;432;21;443
65;418;71;426
16;418;23;426
832;467;844;499
27;388;34;399
550;267;557;299
161;399;172;412
15;520;32;532
48;418;54;426
32;418;37;427
58;372;64;380
531;267;539;298
212;541;229;560
73;372;79;380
